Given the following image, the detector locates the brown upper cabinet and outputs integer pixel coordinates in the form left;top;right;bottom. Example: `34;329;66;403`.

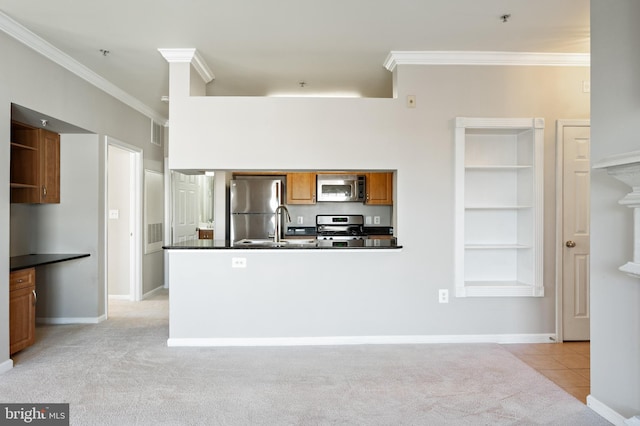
287;172;316;204
365;172;393;205
10;121;60;204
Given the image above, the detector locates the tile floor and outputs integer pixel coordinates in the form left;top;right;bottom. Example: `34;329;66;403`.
504;341;590;404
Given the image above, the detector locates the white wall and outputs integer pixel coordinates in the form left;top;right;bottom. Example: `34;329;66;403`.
0;31;164;366
167;61;589;337
590;0;640;418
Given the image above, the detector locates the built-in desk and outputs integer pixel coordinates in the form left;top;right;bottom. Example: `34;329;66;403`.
10;253;91;271
9;253;90;355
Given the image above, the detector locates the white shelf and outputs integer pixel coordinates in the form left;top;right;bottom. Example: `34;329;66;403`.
465;165;532;170
458;281;543;298
465;244;531;249
465;205;532;210
455;117;544;298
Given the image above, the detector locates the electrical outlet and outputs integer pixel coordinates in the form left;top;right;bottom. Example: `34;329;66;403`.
582;80;591;93
439;289;449;304
297;216;304;225
365;216;372;225
374;216;381;225
231;257;247;268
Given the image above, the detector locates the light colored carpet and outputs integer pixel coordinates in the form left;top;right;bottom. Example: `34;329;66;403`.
1;290;609;425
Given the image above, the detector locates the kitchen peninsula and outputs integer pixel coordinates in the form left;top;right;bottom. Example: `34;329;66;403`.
165;240;403;346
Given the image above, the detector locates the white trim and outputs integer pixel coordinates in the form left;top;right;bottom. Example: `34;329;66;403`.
0;359;13;375
157;48;215;83
0;11;167;125
593;150;640;169
384;51;590;71
587;395;627;426
555;120;591;342
36;315;106;325
167;333;556;347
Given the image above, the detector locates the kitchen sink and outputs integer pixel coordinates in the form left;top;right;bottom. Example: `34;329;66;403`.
234;238;317;248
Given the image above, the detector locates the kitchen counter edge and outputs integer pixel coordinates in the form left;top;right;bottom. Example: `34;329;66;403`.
163;240;402;250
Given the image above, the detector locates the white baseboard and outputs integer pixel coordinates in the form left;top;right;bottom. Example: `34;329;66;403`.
36;314;106;325
587;395;627;426
142;285;166;300
167;333;556;347
0;359;13;375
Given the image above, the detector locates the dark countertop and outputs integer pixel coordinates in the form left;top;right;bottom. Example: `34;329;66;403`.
163;239;402;250
10;253;91;271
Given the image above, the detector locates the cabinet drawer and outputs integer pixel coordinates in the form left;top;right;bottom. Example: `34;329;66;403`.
10;268;35;291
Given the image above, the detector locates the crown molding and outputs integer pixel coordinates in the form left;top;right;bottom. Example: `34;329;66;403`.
158;48;215;83
0;11;167;124
384;51;590;71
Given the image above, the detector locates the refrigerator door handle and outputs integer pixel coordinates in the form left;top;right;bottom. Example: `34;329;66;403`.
275;181;280;205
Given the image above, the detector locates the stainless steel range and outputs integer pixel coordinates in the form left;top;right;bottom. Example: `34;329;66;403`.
316;215;367;247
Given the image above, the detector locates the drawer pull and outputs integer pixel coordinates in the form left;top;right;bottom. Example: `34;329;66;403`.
32;290;37;305
17;279;23;283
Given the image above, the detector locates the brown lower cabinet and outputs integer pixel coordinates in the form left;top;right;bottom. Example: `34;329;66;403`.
198;229;214;239
9;268;36;355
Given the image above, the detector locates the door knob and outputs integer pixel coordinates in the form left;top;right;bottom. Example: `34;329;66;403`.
566;240;576;248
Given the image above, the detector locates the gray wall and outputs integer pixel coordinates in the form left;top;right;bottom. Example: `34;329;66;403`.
28;134;100;319
590;0;640;417
0;31;164;365
168;61;590;337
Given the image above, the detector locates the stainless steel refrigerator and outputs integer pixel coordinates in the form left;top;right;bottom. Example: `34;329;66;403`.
230;178;284;242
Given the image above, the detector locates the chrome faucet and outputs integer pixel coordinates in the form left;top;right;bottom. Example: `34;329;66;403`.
274;205;291;243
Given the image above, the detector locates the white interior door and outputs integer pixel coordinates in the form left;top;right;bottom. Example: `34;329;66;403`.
172;172;199;243
562;124;591;341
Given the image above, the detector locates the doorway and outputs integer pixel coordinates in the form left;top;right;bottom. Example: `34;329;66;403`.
556;120;591;341
106;137;142;314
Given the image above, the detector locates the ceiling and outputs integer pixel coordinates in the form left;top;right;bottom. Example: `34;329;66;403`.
0;1;589;120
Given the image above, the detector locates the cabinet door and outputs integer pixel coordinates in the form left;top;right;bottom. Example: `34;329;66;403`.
287;173;316;204
9;269;36;355
198;229;214;239
9;123;60;204
365;172;393;205
39;129;60;203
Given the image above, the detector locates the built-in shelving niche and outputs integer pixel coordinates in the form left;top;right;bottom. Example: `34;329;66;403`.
455;117;545;297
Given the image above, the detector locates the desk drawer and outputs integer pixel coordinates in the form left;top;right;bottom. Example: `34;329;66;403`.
10;268;35;291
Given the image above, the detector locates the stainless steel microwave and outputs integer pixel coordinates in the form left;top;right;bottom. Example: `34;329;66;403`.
316;174;366;202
